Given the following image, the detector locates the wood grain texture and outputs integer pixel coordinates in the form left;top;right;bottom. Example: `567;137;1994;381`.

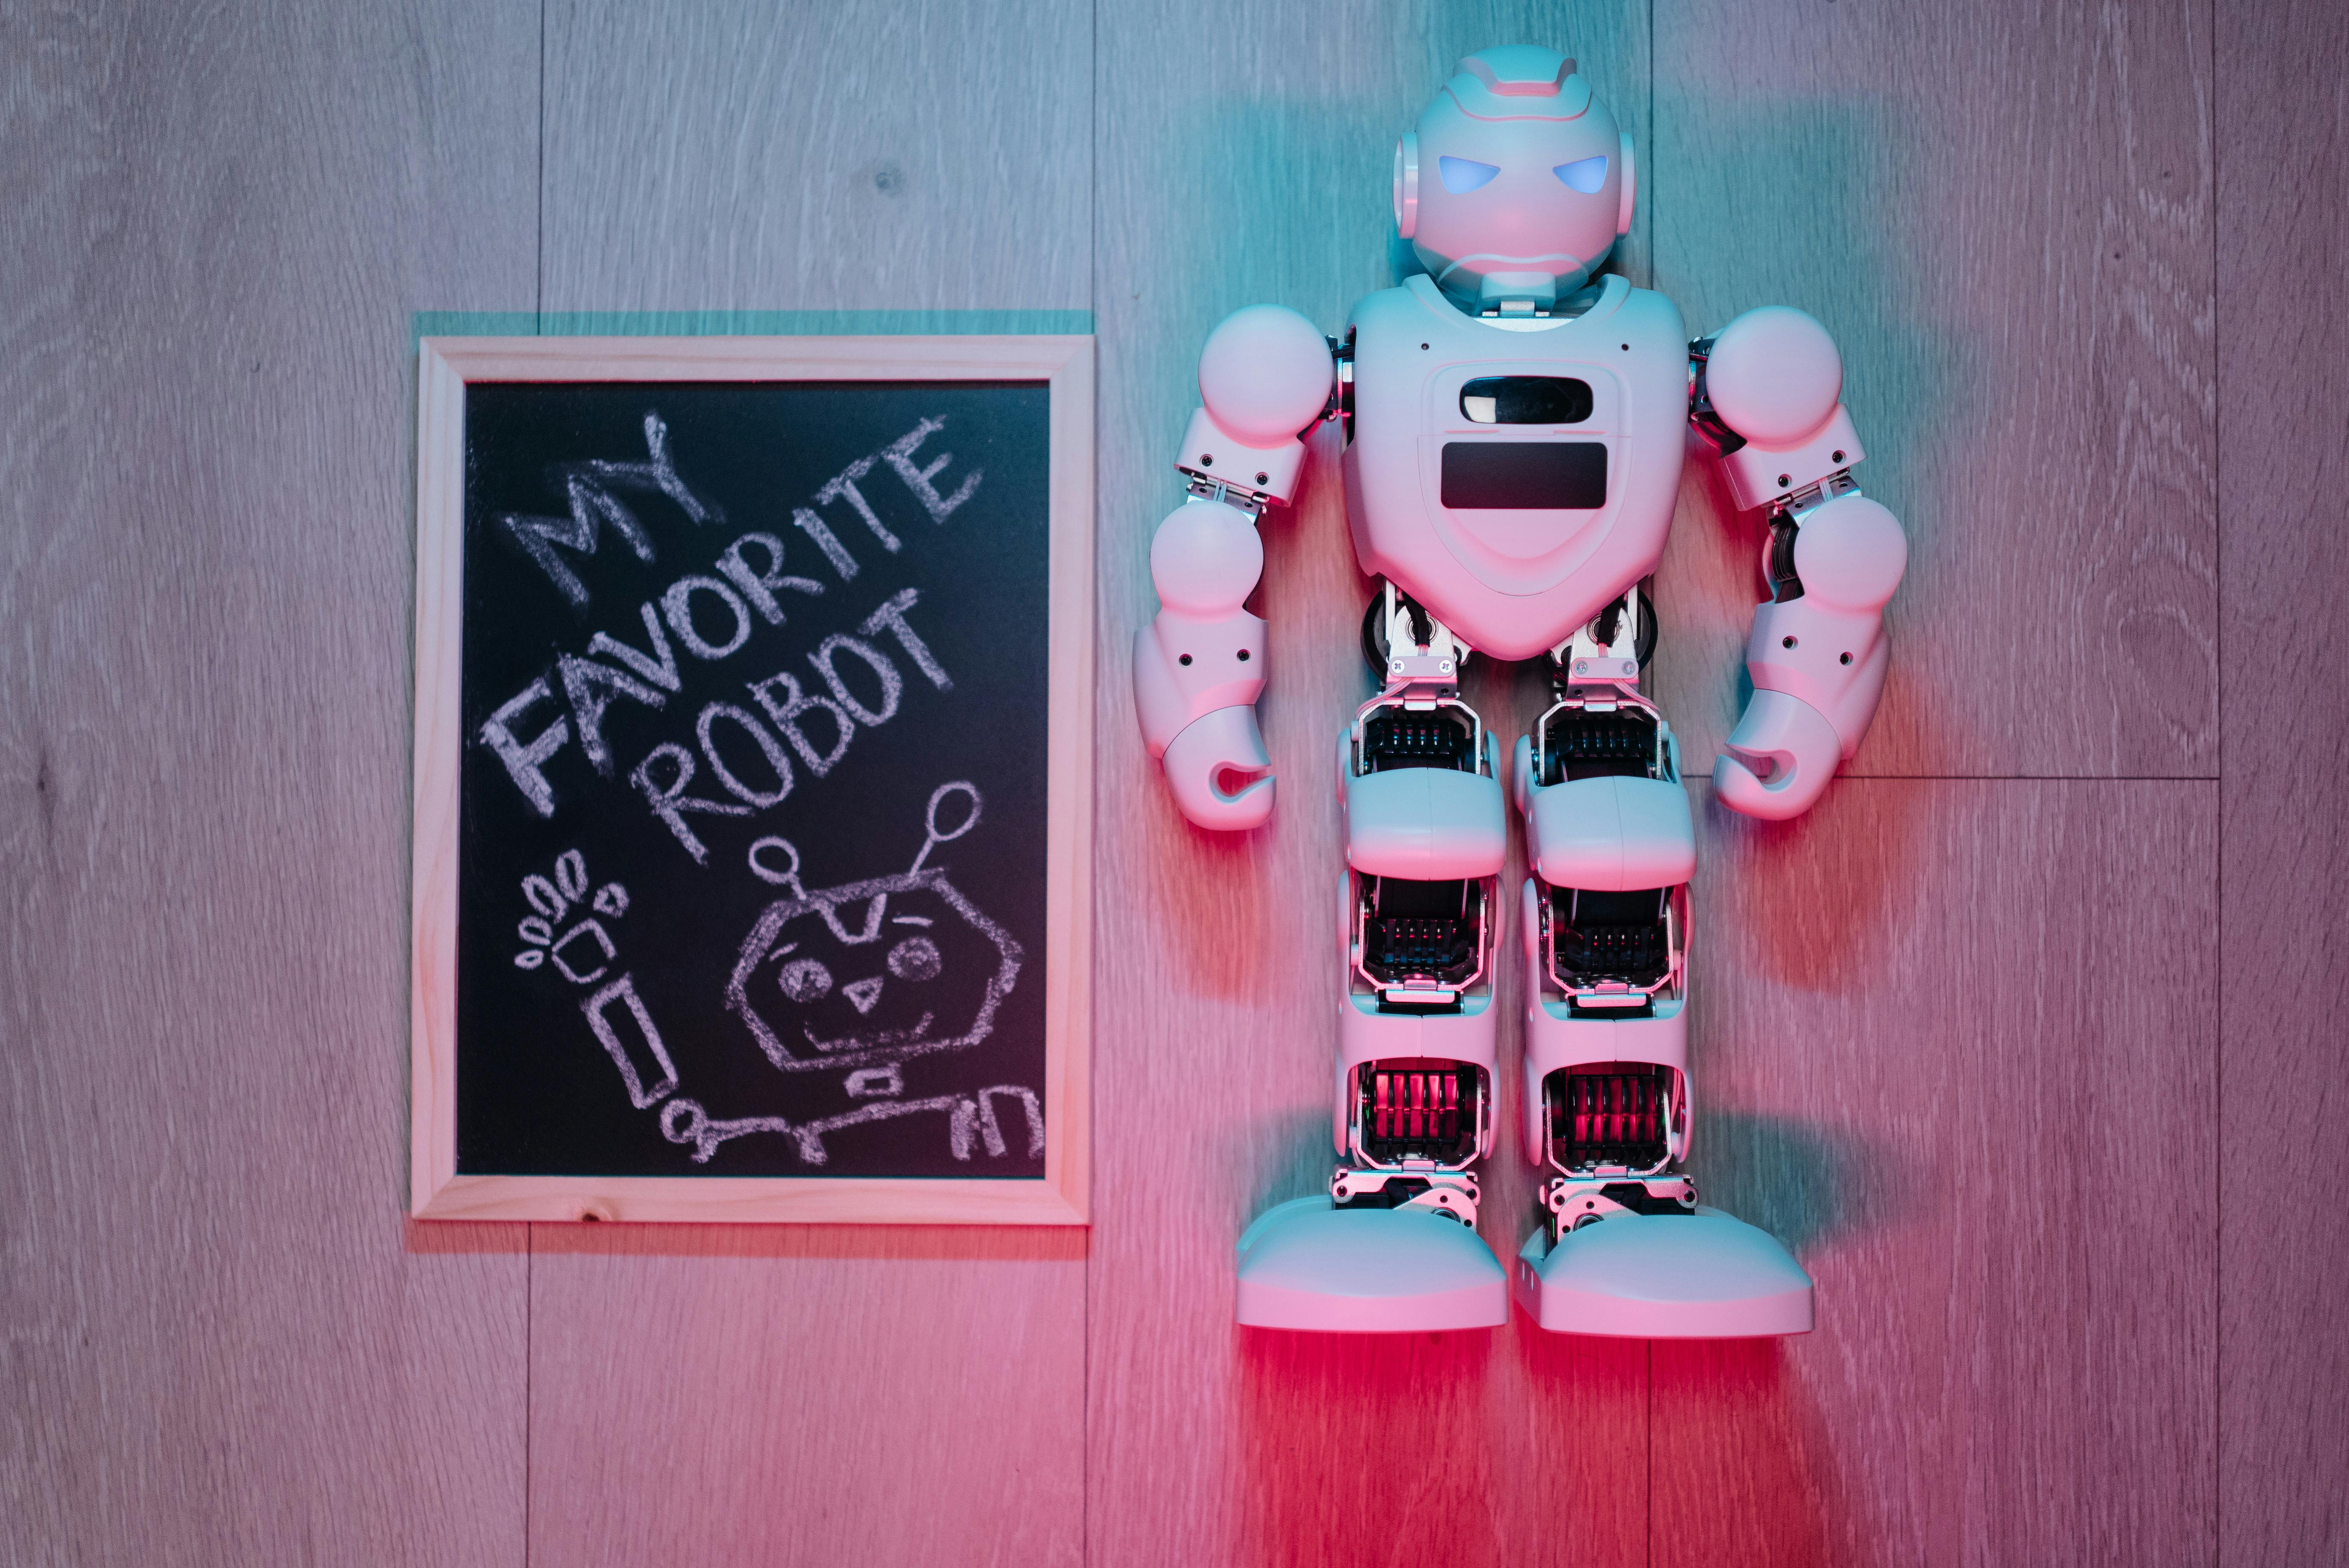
540;0;1093;314
1648;0;2218;782
1655;780;2216;1566
4;1;2312;1562
1088;7;1655;1565
522;3;1094;1563
2216;3;2349;1562
526;1225;1088;1568
0;0;539;1562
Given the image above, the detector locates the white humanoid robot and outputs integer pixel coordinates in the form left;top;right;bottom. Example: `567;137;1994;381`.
1134;46;1906;1335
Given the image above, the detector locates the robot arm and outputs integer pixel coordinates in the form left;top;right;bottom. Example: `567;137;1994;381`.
1690;306;1907;821
1134;306;1336;829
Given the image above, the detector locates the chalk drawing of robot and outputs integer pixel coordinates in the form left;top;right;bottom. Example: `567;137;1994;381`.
726;780;1023;1092
512;849;677;1110
653;781;1041;1168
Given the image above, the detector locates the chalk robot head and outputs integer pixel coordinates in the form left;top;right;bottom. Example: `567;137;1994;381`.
723;783;1022;1078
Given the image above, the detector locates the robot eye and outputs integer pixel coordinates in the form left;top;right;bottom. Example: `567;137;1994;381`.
1554;156;1608;194
1437;157;1500;194
777;957;834;1003
886;936;943;982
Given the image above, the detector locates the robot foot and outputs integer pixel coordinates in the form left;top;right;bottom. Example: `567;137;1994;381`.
1235;1196;1509;1332
1512;1208;1813;1338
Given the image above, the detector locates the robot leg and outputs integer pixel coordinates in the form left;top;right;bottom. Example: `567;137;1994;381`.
1235;587;1509;1332
1509;593;1813;1337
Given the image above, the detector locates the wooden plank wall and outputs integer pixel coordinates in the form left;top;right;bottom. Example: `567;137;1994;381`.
522;7;1091;1563
4;0;2340;1562
0;2;539;1563
2217;1;2349;1562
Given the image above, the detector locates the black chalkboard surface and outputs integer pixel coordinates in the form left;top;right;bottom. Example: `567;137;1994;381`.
410;337;1093;1224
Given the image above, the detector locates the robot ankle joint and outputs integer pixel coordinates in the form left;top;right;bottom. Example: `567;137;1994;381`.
1333;1057;1491;1225
1546;1173;1698;1241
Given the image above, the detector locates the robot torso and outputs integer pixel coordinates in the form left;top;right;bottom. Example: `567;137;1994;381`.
1341;273;1689;662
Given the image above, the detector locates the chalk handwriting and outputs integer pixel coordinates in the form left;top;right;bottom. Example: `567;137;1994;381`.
477;409;1031;1175
715;533;823;624
813;454;901;554
785;420;979;584
881;417;983;524
477;404;974;828
497;413;721;608
482;580;948;837
606;588;954;861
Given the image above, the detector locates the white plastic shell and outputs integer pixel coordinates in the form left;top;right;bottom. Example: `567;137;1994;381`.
1339;734;1508;880
1715;491;1905;820
1706;305;1842;447
1615;130;1635;237
1160;706;1275;830
1342;272;1688;660
1393;133;1420;237
1196;304;1334;448
1238;1198;1508;1332
1718;403;1864;514
1524;774;1695;891
1518;876;1689;1163
1148;496;1260;614
1513;1210;1813;1338
1744;494;1903;755
1132;608;1265;759
1339;997;1499;1158
1178;406;1307;505
1405;47;1625;308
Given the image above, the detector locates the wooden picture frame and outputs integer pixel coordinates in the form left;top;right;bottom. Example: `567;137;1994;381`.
410;335;1094;1224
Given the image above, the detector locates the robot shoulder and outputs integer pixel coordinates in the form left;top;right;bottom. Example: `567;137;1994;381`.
1607;282;1688;351
1343;282;1428;335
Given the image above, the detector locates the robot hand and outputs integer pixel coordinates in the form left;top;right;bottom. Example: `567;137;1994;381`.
1134;497;1274;828
1694;306;1907;820
1134;306;1334;830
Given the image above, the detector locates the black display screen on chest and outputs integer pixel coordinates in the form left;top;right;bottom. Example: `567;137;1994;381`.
1439;441;1609;510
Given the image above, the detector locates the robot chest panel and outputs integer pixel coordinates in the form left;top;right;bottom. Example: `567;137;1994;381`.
1344;278;1687;652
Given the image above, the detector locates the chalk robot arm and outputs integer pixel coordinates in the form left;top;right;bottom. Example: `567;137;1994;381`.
1132;305;1338;830
1689;306;1908;821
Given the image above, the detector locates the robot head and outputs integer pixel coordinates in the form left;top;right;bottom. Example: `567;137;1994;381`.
1394;46;1633;311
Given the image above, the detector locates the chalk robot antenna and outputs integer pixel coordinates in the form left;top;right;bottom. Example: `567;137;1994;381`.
1134;45;1907;1335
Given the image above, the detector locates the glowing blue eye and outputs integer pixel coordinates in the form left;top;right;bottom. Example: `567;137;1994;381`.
1555;156;1608;194
1437;157;1500;194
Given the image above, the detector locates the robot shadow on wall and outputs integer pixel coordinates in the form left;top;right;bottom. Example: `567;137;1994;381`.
1135;46;1908;1335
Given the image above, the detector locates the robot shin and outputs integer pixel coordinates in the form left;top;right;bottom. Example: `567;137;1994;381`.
1333;662;1508;1232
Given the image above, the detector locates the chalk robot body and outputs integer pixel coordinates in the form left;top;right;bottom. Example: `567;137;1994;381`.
1134;47;1906;1334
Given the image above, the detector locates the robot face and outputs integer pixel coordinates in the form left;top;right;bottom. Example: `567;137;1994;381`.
1406;47;1626;309
725;868;1024;1073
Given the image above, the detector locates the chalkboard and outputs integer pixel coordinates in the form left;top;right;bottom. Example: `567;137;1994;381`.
410;337;1093;1224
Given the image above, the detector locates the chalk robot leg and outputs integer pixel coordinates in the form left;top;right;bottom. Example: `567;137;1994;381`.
1135;46;1906;1336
